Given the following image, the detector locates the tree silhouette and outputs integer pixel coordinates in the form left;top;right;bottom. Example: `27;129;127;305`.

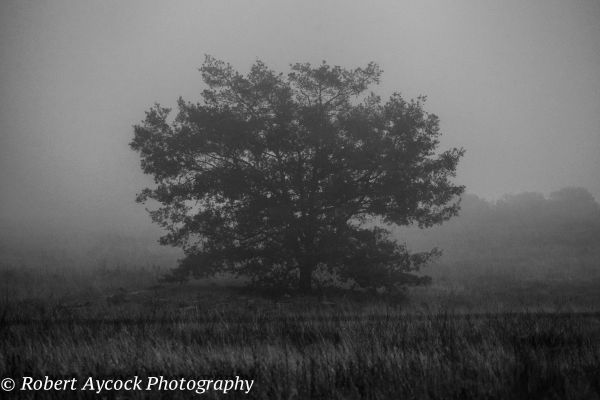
131;56;464;292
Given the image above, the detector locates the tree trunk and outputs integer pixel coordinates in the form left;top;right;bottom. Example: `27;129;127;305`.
299;263;313;292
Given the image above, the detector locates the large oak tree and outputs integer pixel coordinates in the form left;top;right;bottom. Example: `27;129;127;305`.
131;56;464;292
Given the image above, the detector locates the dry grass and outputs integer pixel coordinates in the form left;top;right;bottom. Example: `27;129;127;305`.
1;266;600;399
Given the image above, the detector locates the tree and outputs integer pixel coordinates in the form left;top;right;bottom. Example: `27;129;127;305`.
130;56;464;292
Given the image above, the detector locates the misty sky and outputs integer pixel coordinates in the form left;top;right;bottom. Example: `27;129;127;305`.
1;0;599;234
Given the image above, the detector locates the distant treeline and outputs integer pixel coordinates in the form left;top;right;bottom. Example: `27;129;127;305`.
396;187;600;283
2;187;599;285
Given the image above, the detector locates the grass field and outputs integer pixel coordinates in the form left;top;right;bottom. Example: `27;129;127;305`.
1;265;600;399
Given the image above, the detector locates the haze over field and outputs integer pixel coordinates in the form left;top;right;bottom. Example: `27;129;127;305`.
1;0;599;242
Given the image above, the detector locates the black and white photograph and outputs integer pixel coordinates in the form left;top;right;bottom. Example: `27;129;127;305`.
1;1;599;398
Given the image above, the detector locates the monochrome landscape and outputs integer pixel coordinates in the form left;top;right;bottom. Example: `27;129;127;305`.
1;1;599;399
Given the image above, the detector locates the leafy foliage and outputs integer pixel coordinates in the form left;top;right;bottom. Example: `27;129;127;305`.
131;56;464;291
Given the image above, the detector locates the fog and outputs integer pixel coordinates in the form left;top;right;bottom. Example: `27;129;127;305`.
1;0;599;268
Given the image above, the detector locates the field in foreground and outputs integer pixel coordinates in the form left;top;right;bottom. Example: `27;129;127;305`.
1;267;600;399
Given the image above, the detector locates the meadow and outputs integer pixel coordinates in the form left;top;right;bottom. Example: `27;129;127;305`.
1;264;600;399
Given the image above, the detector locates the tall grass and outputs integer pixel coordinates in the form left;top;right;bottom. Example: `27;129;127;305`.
2;300;600;399
1;265;600;399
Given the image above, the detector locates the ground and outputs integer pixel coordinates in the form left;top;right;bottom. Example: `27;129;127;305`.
1;265;600;399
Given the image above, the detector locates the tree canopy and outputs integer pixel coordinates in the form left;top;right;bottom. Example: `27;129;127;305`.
131;56;464;292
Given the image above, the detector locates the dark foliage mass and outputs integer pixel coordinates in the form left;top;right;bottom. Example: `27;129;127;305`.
131;56;464;291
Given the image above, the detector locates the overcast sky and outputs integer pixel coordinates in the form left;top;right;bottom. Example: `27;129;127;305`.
1;0;599;234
